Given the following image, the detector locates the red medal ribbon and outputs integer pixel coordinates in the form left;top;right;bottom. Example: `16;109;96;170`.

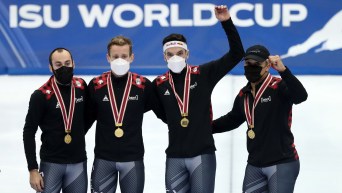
51;77;76;133
168;66;191;117
107;72;132;126
244;73;272;128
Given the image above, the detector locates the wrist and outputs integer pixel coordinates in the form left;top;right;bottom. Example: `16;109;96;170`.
29;169;39;173
278;66;286;73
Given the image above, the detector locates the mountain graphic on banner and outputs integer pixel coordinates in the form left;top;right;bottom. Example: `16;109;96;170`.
282;10;342;59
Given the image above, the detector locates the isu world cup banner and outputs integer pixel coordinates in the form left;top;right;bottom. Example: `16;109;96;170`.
0;0;341;75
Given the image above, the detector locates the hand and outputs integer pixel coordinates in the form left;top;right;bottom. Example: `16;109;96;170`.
29;169;44;192
268;55;286;72
215;5;231;22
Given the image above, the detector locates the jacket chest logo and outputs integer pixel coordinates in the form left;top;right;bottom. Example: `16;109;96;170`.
128;95;139;101
190;82;197;89
164;89;170;95
76;96;83;103
260;96;271;103
103;95;109;101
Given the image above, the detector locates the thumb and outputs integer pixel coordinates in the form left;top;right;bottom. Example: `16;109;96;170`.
40;176;44;189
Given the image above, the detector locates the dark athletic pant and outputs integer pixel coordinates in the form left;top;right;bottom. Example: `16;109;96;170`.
165;153;216;193
242;160;300;193
39;161;87;193
90;158;144;193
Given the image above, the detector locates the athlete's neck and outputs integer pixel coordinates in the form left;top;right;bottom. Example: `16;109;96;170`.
56;80;71;86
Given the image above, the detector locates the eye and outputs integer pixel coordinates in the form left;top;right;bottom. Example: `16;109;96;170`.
246;61;260;66
166;53;174;58
121;55;128;59
65;61;71;66
177;50;184;56
54;62;62;67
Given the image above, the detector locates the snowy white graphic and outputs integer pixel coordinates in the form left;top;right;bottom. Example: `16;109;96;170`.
282;10;342;59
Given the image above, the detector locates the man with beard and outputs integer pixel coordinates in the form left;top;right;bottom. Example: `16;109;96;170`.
23;48;88;193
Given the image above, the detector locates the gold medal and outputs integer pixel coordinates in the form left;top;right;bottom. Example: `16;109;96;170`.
64;134;72;144
244;74;273;141
247;129;255;139
114;128;124;138
107;73;132;139
52;77;76;146
169;67;191;129
180;117;189;127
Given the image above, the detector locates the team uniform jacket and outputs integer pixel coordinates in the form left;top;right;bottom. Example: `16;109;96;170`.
87;72;165;162
23;76;87;171
212;68;308;167
152;18;244;158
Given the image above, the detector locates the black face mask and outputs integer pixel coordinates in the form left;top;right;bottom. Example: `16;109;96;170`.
52;66;74;85
244;65;263;83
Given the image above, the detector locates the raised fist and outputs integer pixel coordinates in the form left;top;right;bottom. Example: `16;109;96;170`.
215;5;231;22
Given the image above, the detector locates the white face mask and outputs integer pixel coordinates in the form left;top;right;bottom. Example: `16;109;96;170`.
167;55;186;73
110;58;130;76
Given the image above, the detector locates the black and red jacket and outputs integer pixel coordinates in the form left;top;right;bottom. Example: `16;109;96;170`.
152;18;244;158
213;68;308;167
87;71;165;162
23;76;87;171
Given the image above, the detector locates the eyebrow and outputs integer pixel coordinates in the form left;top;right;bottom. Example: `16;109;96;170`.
54;60;71;64
111;54;128;57
166;50;184;55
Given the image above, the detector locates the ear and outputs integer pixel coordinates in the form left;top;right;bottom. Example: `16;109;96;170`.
72;60;76;69
130;53;135;63
49;64;53;73
163;52;167;62
106;53;111;63
186;50;190;60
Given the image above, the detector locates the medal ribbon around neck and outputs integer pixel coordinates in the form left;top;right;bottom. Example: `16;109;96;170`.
51;77;76;134
244;73;272;129
168;65;191;118
107;72;132;127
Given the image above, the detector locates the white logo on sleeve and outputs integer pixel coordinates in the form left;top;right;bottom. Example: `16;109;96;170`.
136;78;141;85
192;67;198;72
103;95;109;101
164;89;170;95
75;80;82;87
56;102;60;108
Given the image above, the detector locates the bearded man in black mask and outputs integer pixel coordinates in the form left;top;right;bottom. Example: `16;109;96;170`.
23;48;88;193
212;45;308;193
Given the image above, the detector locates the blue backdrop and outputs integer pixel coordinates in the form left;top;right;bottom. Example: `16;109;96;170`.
0;0;341;75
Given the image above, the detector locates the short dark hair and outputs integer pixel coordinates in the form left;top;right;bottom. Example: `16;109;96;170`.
49;47;73;65
162;33;187;46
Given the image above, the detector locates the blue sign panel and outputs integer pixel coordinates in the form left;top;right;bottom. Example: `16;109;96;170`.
0;0;341;75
